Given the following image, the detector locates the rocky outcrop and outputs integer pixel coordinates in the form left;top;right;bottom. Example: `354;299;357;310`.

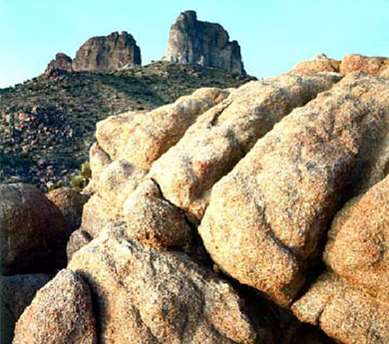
292;176;389;343
72;31;141;72
0;274;50;344
291;53;389;78
44;53;73;76
149;73;340;220
11;55;389;344
0;183;68;274
68;224;261;344
199;73;389;307
289;54;340;75
95;87;229;170
165;11;245;74
78;74;338;247
47;187;88;232
13;269;97;344
340;54;389;77
80;87;230;237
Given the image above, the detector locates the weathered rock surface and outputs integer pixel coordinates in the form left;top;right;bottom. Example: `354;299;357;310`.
72;31;141;72
80;87;230;237
292;176;388;343
292;272;389;344
80;193;115;238
47;187;88;232
68;225;261;344
0;183;68;274
80;159;146;238
96;87;229;169
291;53;389;78
199;73;389;307
165;11;245;74
123;179;192;250
86;142;112;193
150;73;340;220
0;274;50;344
324;176;389;302
13;269;97;344
44;53;73;76
290;54;340;75
340;54;389;77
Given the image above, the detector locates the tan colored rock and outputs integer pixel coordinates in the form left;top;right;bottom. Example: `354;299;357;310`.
290;54;340;75
340;54;389;77
0;183;68;274
13;269;97;344
86;142;111;192
96;159;146;210
96;87;230;169
123;179;192;250
324;176;389;303
199;73;389;307
47;187;88;232
80;194;117;238
149;73;340;220
69;225;261;344
1;274;50;344
292;272;389;344
80;159;146;237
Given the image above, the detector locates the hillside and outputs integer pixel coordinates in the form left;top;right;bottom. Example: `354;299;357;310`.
0;61;253;189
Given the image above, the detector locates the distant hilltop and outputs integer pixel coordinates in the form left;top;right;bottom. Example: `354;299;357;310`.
44;10;246;76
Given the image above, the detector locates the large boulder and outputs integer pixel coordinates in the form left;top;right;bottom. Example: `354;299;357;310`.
149;73;340;220
292;176;388;344
47;187;88;232
0;274;50;344
165;11;246;75
0;183;68;274
13;269;97;344
123;179;193;250
80;87;230;237
72;31;141;72
95;87;229;169
292;272;388;344
324;176;388;302
199;73;389;307
68;225;262;344
340;54;389;77
289;54;340;75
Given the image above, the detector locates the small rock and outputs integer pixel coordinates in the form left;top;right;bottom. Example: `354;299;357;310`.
13;269;97;344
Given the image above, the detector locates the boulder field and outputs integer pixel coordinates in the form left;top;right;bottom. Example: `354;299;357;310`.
1;54;388;344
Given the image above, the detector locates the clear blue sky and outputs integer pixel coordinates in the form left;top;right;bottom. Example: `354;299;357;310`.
1;0;388;87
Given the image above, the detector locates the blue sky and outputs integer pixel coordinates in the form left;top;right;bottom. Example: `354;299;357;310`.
0;0;388;87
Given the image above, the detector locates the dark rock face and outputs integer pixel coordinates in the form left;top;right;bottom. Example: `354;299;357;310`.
72;31;141;71
165;11;246;74
0;183;68;275
44;53;73;76
0;273;50;344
